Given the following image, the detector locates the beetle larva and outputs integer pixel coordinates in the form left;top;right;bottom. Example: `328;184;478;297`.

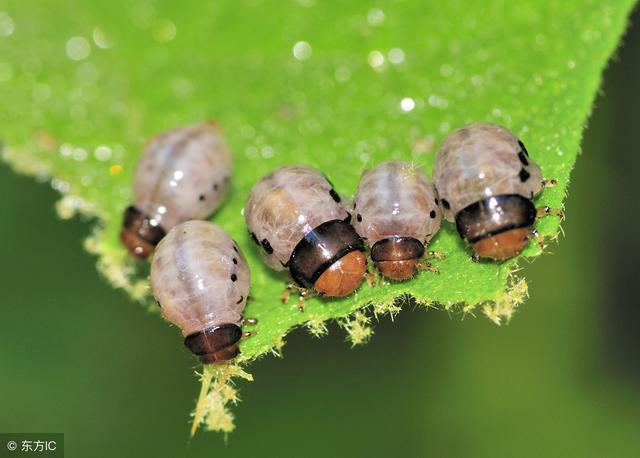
433;123;543;260
352;161;442;280
121;121;232;258
245;165;366;298
151;220;250;364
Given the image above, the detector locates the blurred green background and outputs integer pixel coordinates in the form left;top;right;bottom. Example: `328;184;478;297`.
1;8;640;458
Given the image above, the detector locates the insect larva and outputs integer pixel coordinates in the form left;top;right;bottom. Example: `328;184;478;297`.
150;221;250;363
433;123;544;260
244;165;366;297
352;161;442;280
121;121;232;258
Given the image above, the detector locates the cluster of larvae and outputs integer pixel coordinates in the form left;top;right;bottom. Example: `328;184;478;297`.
121;122;557;364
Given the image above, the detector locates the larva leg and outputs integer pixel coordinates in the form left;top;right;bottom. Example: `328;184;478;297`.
365;267;379;287
280;282;314;311
417;259;439;274
529;228;545;250
536;205;564;219
424;249;446;261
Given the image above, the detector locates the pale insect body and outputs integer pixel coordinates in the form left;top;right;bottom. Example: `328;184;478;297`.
121;121;232;258
151;221;250;364
433;123;543;260
353;161;442;280
245;165;366;298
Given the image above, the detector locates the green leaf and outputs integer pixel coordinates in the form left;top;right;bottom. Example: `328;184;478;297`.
0;0;634;434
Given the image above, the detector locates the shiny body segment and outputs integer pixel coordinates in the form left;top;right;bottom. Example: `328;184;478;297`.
151;221;249;363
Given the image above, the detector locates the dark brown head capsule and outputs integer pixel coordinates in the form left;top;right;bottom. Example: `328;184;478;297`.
120;206;166;258
287;219;366;296
454;194;536;260
183;324;243;364
369;237;425;281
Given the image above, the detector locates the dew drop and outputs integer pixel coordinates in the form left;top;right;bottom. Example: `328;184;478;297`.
0;12;14;37
388;48;405;65
245;146;258;159
94;145;112;161
292;41;312;61
428;95;448;109
334;65;351;83
368;50;385;70
367;8;385;27
59;143;74;157
92;27;113;49
400;97;415;112
470;75;483;87
66;37;91;61
152;19;176;43
73;147;88;161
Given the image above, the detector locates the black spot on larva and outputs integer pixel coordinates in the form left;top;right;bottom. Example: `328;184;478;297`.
261;238;274;254
441;199;451;210
434;198;439;205
430;210;437;218
233;245;239;253
344;213;352;224
156;300;162;308
357;213;363;222
249;232;260;245
232;258;238;265
199;194;205;201
231;273;238;282
329;189;341;203
236;296;244;304
531;191;535;199
518;150;529;166
519;168;531;182
213;183;219;191
518;140;529;157
353;202;357;209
